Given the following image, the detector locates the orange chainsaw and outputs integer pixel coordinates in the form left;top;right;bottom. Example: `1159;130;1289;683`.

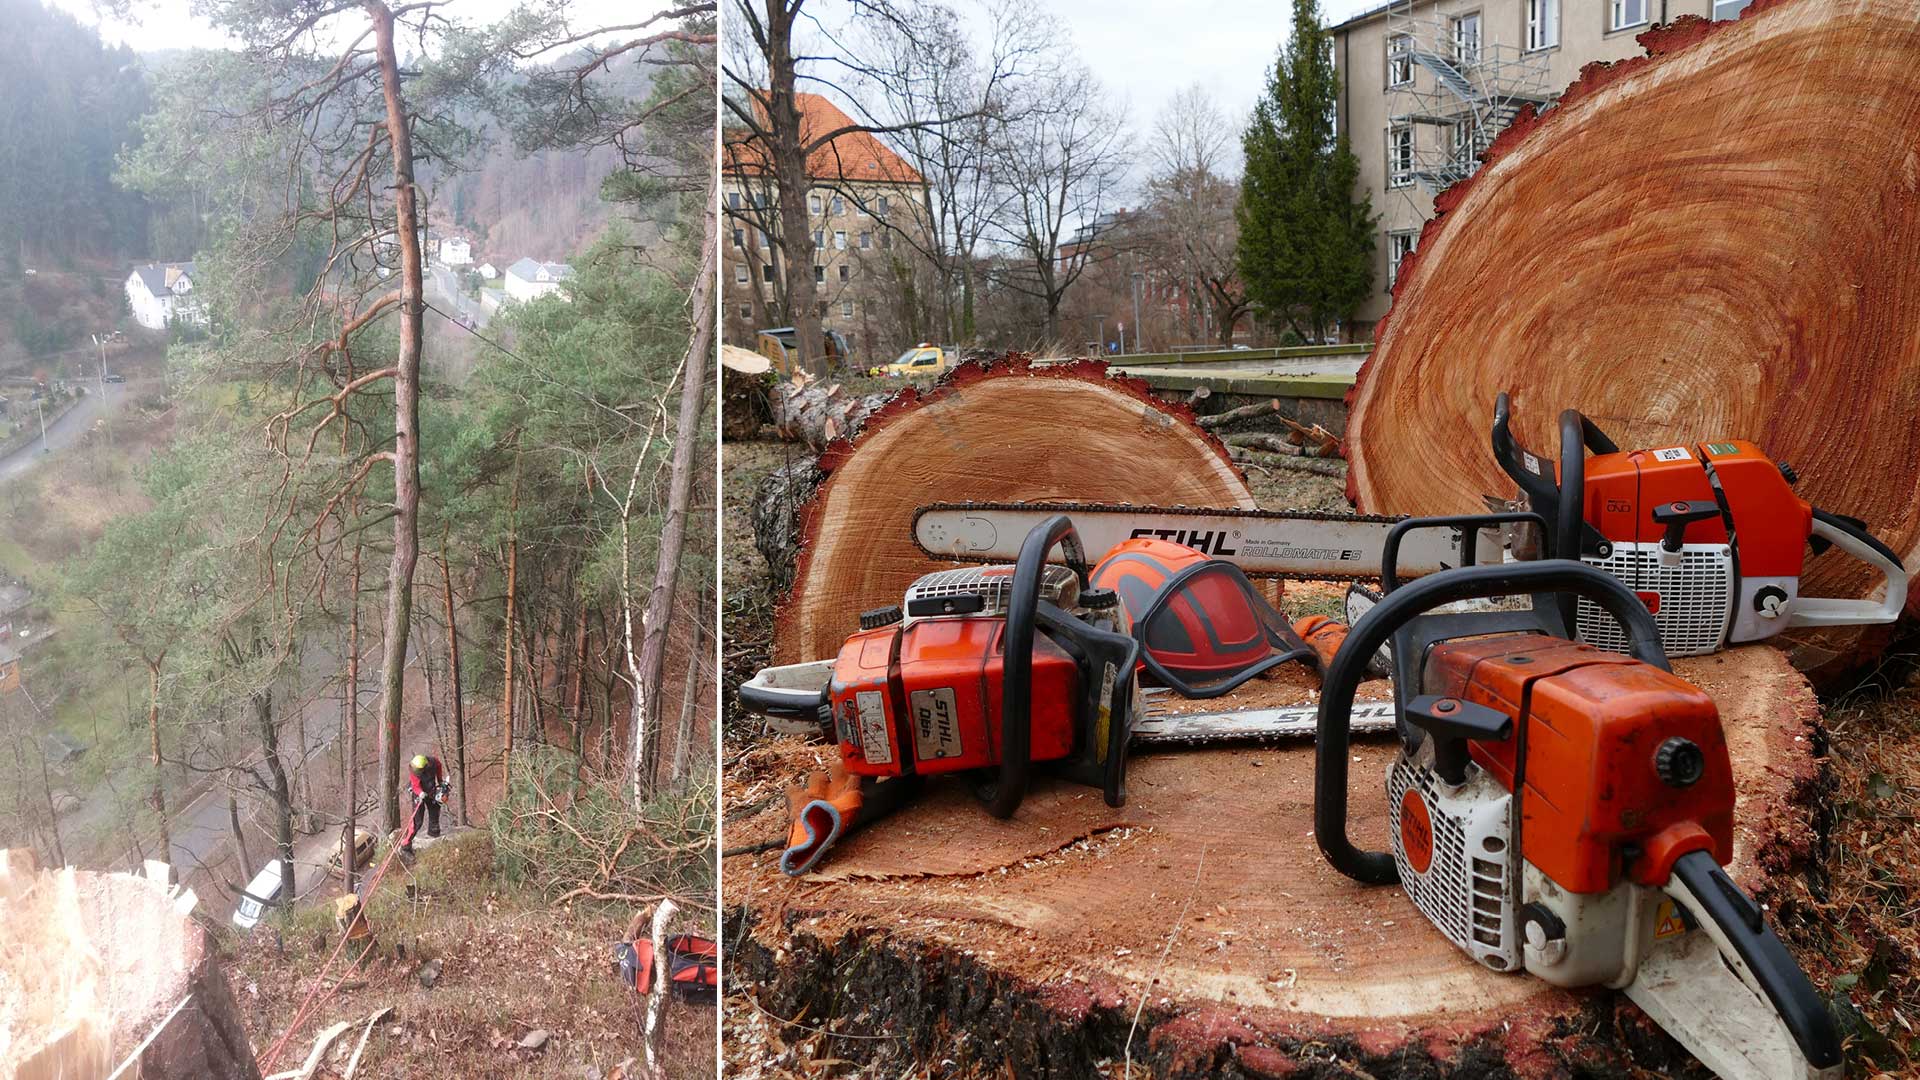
913;393;1906;661
1314;550;1842;1080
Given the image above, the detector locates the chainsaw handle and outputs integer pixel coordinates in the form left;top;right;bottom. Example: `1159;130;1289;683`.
1315;559;1668;886
1380;511;1548;593
1785;512;1908;628
980;514;1086;820
1490;392;1559;513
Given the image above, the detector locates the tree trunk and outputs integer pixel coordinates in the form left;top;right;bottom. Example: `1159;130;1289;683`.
1345;1;1920;676
763;0;825;376
627;201;716;801
725;646;1827;1079
669;617;702;789
253;673;294;906
503;458;520;768
369;0;423;837
751;458;823;598
344;543;361;889
768;378;890;450
226;789;250;879
146;661;171;865
772;358;1256;663
439;543;468;826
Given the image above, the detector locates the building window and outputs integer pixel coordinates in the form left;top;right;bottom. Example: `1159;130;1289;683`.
1452;120;1473;162
734;264;748;284
817;301;829;317
726;191;741;209
809;193;822;214
814;265;825;283
1712;0;1749;16
1451;12;1481;65
1386;33;1413;86
731;228;744;248
834;231;846;250
842;300;854;317
1526;0;1558;50
880;232;892;250
1610;0;1647;30
811;229;823;249
1388;125;1414;188
876;196;889;216
738;304;751;319
860;231;872;249
831;195;844;214
838;265;850;282
1387;230;1418;293
762;263;775;281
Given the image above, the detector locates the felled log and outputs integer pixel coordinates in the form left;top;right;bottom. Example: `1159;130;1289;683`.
0;856;261;1079
1227;431;1340;459
720;344;772;441
1194;397;1282;430
1345;0;1920;674
768;372;891;451
751;458;822;598
726;646;1826;1078
772;358;1254;663
1230;447;1347;479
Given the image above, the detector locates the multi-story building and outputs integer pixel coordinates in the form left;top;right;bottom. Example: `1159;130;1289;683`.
1333;0;1753;336
124;261;205;330
721;93;928;361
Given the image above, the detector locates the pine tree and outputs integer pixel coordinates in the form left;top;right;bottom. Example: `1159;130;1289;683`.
1236;0;1378;341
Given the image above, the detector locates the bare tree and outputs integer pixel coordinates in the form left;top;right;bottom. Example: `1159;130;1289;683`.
1144;85;1249;345
986;63;1131;342
723;0;1025;372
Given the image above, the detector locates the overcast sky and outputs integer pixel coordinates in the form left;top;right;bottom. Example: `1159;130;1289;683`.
46;0;662;53
1044;0;1379;140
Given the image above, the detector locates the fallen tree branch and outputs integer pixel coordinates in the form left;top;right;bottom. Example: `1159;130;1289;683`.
1195;397;1282;430
1230;447;1346;478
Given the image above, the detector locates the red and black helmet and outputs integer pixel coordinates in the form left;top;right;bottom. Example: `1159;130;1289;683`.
1090;537;1314;698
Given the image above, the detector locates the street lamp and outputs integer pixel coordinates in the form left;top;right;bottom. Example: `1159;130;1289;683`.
91;332;109;394
36;398;47;454
1130;271;1145;355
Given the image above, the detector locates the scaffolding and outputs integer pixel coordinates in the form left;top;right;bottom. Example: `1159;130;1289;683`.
1385;1;1553;200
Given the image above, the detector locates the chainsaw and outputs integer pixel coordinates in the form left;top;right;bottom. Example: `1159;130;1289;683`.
740;515;1397;874
913;393;1907;659
1312;537;1841;1080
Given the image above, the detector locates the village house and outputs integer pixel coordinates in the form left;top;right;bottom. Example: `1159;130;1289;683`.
503;258;573;302
124;262;205;330
477;262;498;280
438;236;473;267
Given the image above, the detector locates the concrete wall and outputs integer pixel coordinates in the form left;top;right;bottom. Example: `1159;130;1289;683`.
1333;0;1743;334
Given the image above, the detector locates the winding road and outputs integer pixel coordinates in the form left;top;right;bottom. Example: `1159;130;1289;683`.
0;383;127;485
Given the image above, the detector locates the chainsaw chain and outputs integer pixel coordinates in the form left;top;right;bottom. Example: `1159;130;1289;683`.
910;501;1411;582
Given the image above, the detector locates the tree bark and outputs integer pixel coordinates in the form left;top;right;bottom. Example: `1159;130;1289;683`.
439;543;467;826
773;358;1256;663
503;456;521;767
1345;1;1920;674
761;1;825;376
344;543;361;890
369;0;424;837
146;661;171;865
669;617;702;789
627;200;716;801
768;377;890;451
226;789;250;880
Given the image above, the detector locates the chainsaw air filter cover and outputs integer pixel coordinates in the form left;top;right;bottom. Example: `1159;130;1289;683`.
1091;537;1315;698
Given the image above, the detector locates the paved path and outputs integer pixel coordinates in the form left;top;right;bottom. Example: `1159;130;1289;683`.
428;264;491;330
0;384;127;485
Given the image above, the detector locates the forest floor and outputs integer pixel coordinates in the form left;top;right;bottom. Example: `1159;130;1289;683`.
227;829;717;1079
717;422;1920;1078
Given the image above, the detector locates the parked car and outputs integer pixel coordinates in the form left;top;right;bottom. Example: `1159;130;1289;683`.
103;374;126;384
755;326;854;376
231;859;285;931
875;344;956;378
328;827;378;877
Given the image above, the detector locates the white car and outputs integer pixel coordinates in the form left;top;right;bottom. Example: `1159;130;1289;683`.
231;859;285;931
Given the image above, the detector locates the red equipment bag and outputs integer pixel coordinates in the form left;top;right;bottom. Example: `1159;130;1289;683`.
666;934;718;1003
1091;537;1315;698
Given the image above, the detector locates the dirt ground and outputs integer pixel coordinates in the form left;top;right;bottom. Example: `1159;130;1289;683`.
719;421;1920;1078
228;830;717;1079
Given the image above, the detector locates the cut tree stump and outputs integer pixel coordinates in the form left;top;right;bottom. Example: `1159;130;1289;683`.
1346;0;1920;675
726;646;1826;1078
771;358;1254;664
0;859;261;1079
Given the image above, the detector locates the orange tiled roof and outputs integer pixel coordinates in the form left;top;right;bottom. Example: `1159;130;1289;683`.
724;92;924;186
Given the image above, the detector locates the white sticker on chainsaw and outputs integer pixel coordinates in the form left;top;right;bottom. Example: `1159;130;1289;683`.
909;687;962;760
1521;451;1541;475
856;690;892;765
1652;447;1691;462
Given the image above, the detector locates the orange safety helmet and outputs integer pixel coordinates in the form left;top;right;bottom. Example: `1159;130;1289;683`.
1090;537;1314;698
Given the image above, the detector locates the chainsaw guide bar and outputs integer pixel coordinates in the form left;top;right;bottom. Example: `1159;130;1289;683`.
913;501;1491;582
1132;700;1398;746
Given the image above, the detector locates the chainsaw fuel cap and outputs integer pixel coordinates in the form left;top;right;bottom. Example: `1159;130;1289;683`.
1655;736;1706;787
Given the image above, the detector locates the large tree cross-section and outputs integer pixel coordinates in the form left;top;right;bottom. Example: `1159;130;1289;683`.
1346;0;1920;672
